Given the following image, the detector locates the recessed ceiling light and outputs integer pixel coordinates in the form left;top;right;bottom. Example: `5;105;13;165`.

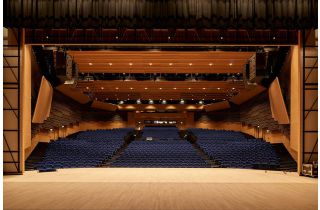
188;88;191;90
189;63;193;66
202;87;206;90
86;86;89;89
130;87;133;90
101;87;104;90
272;36;276;40
159;88;162;90
115;36;119;39
89;63;93;66
229;63;233;66
173;87;177;90
217;88;221;90
149;63;152;66
169;63;173;66
168;36;171;40
144;87;148;90
129;63;133;66
115;87;119;90
209;63;213;66
109;63;112;66
232;87;235;90
220;36;223;40
61;125;64;128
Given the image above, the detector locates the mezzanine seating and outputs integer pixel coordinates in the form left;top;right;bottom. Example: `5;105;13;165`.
141;126;180;140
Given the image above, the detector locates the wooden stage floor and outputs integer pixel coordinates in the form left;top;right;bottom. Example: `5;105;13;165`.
4;168;318;210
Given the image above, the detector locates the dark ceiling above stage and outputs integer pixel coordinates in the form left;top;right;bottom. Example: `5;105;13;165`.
4;0;317;29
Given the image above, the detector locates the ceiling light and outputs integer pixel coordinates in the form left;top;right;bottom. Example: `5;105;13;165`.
162;100;167;104
217;88;221;90
168;36;171;40
272;36;276;40
202;87;206;90
129;63;133;66
229;63;233;66
119;101;124;104
169;63;173;66
130;87;133;90
137;99;141;104
188;88;191;90
173;87;177;90
89;63;93;66
86;86;89;89
109;63;112;66
115;36;119;39
199;100;204;105
149;63;152;66
189;63;193;66
220;36;223;40
192;99;194;100
159;87;162;90
144;87;148;90
115;87;119;90
149;99;154;104
50;128;53;131
101;87;104;90
209;63;213;66
232;87;235;90
61;125;64;128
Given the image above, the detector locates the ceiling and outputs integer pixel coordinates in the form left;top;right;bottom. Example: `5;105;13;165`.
68;51;254;74
55;50;265;109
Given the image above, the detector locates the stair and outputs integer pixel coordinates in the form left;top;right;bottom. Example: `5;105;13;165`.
25;142;49;171
99;141;131;167
272;143;297;172
191;142;220;168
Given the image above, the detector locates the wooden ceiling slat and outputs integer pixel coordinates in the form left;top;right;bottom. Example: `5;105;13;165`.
69;50;254;74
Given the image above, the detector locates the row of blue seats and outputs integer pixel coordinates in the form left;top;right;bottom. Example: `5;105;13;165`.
189;129;280;169
112;139;210;168
36;128;133;171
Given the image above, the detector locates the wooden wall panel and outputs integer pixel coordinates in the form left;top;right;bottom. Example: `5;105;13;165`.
204;101;230;112
56;84;91;104
91;101;117;111
229;85;266;105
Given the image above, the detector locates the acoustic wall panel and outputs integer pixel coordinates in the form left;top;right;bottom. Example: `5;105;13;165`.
32;76;53;123
268;77;290;124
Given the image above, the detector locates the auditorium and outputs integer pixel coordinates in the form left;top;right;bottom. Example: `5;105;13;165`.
2;1;318;209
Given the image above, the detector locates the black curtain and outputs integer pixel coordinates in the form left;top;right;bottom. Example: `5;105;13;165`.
4;0;317;29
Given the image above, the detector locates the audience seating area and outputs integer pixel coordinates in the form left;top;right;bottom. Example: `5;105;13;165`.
112;140;210;168
141;126;180;140
35;128;133;172
189;128;280;169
